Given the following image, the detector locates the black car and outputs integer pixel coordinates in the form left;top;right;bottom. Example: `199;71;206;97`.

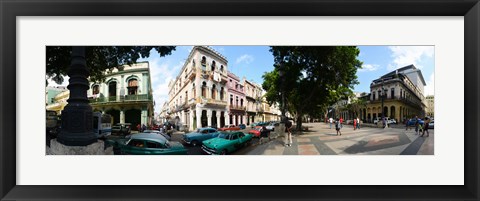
112;123;132;136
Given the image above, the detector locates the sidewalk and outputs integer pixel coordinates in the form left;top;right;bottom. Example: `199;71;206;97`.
241;122;434;155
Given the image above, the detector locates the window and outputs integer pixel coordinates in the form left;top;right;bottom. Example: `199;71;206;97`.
201;129;208;134
92;85;100;95
231;134;239;140
211;84;216;99
391;88;395;99
201;56;206;66
220;87;224;100
108;82;117;97
220;65;224;72
128;139;144;148
127;79;138;95
211;60;216;71
202;82;207;97
146;141;162;148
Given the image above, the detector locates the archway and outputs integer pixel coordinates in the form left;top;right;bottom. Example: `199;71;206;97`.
220;112;225;127
125;109;141;130
106;109;120;125
201;110;207;128
211;110;217;128
390;106;396;120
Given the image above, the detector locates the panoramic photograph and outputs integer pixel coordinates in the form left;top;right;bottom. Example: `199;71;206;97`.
45;45;434;155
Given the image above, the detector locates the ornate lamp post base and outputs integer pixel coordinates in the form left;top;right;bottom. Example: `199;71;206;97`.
56;46;98;147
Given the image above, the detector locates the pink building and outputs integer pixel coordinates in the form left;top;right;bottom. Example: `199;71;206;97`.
227;71;246;125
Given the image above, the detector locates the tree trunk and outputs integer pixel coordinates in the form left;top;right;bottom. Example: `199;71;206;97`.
296;114;303;132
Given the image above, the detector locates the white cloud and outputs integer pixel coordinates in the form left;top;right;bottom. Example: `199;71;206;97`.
236;54;254;64
424;73;434;96
358;64;379;72
387;46;434;70
46;75;69;87
148;58;183;113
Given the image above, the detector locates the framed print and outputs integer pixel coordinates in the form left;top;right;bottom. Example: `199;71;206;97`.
2;0;479;200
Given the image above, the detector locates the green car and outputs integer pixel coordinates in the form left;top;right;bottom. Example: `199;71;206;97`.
201;131;253;155
107;133;187;155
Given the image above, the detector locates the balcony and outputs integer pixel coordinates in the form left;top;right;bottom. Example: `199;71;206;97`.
369;96;424;109
196;97;227;107
229;105;246;111
187;68;196;80
89;94;152;104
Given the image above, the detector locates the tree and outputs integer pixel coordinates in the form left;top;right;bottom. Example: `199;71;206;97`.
262;46;362;131
348;97;367;119
46;46;176;84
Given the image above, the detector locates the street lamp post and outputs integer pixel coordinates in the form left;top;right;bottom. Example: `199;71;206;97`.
278;63;286;123
56;46;97;146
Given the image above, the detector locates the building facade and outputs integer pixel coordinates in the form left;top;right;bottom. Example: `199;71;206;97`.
46;89;69;114
365;64;427;123
167;46;229;131
227;71;246;125
426;95;434;118
243;79;263;125
87;62;154;129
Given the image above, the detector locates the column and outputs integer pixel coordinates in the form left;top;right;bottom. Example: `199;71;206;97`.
225;112;230;126
141;108;147;126
195;107;202;129
216;112;221;129
189;110;195;131
207;109;212;127
243;115;246;125
120;109;125;124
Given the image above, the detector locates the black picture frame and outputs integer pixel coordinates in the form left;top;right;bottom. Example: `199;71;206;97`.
1;0;478;200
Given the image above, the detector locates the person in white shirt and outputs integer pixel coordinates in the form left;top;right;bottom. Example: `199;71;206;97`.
329;117;333;129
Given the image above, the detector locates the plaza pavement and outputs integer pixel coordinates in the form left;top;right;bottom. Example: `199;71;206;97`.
237;122;434;155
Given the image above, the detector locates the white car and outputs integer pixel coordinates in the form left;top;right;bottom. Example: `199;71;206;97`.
387;119;397;124
265;122;280;131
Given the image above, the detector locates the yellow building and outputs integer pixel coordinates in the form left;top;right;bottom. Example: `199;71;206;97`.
46;90;69;114
364;65;427;123
426;95;434;117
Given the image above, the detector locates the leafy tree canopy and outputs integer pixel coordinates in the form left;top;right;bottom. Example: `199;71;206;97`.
262;46;362;129
46;46;176;84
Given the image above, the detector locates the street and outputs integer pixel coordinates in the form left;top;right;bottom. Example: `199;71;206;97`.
100;122;433;155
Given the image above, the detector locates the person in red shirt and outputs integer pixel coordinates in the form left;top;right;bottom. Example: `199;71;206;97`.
339;117;344;128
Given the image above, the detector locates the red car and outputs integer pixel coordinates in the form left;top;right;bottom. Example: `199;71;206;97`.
218;124;241;131
248;126;263;137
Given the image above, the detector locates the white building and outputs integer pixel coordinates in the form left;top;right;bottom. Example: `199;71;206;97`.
168;46;229;131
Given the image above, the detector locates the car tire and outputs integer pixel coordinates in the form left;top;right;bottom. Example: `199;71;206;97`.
191;140;199;147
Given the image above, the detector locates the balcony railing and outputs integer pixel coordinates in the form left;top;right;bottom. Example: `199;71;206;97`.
229;105;246;111
89;94;152;104
196;97;227;106
369;96;424;108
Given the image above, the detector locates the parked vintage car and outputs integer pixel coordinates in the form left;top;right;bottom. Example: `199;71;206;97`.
201;131;253;155
248;126;263;137
107;133;187;155
111;123;132;136
238;124;246;129
407;118;425;126
142;129;171;141
182;127;221;146
218;124;241;131
428;120;434;129
265;122;279;131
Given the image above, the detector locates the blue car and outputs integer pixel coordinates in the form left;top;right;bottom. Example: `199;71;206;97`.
407;118;424;126
182;127;221;146
239;124;246;129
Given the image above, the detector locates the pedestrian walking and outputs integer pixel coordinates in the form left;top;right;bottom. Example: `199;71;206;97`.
142;124;147;132
414;117;420;135
335;118;342;136
421;117;430;137
339;117;344;128
329;117;333;129
285;119;293;147
258;126;270;145
405;118;409;130
137;123;141;132
353;118;357;130
356;117;361;129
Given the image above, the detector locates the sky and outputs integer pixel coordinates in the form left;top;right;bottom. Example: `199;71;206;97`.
47;46;435;114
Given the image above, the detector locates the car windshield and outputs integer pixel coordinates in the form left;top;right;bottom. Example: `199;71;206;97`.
217;133;231;139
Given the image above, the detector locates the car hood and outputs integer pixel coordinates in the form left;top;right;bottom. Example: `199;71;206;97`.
169;141;186;149
202;138;230;148
185;133;202;138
